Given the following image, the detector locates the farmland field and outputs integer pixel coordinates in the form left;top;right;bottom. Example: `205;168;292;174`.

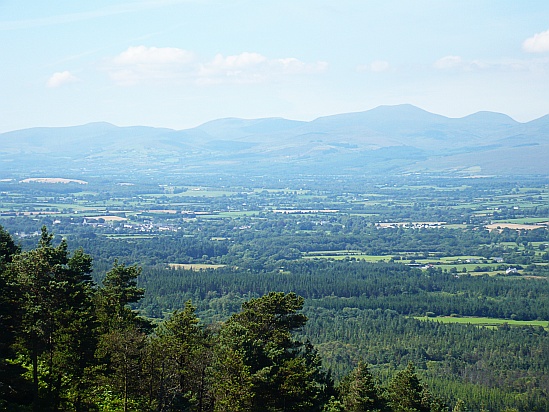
168;263;226;270
415;316;549;330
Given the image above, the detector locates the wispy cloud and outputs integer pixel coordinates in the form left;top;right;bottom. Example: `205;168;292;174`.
357;60;391;73
105;46;327;86
0;1;194;31
106;46;195;86
433;55;463;70
113;45;194;65
523;29;549;53
46;71;79;88
198;52;327;85
433;55;548;72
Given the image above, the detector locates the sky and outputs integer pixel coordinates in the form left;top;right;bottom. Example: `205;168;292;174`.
1;0;549;132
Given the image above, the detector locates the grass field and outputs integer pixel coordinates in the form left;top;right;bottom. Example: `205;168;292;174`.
105;234;157;239
493;217;549;224
301;251;521;275
303;251;392;262
415;316;549;329
486;223;547;231
168;263;226;270
20;177;88;184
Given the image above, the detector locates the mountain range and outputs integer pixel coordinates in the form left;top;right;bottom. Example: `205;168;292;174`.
1;104;548;178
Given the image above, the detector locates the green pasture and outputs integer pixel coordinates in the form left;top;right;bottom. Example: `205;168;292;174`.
492;217;549;224
441;224;467;229
168;263;226;270
146;189;236;198
104;234;157;239
213;211;259;217
304;250;361;256
301;251;520;275
437;255;485;262
415;316;549;330
303;250;391;262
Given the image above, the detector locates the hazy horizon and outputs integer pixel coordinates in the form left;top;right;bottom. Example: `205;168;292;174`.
3;103;549;134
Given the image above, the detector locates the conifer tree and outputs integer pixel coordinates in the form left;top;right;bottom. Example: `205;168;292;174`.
95;261;149;411
386;362;447;412
212;292;332;412
211;322;254;412
11;227;97;412
386;363;428;412
0;226;25;408
152;300;212;411
338;361;385;412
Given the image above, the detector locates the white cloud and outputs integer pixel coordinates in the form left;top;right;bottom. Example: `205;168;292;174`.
357;60;391;73
46;71;79;88
210;52;267;69
523;29;549;53
370;60;390;72
434;56;494;71
433;55;549;73
105;47;327;86
197;52;327;85
113;45;194;65
272;57;328;74
107;45;195;85
433;55;463;70
196;52;268;84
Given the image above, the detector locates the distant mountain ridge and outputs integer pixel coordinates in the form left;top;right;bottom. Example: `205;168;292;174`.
1;104;548;177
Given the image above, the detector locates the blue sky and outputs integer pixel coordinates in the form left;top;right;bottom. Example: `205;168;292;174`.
1;1;549;132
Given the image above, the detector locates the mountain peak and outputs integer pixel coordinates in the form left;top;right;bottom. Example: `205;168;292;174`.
459;111;517;125
195;117;305;138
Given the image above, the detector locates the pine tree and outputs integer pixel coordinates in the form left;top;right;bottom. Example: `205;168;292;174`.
11;227;97;412
95;260;145;332
211;322;254;412
152;300;212;411
0;226;25;408
386;363;428;412
386;362;447;412
211;292;332;412
338;361;385;412
95;261;150;411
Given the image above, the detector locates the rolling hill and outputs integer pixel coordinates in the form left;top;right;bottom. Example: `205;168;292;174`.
1;104;548;178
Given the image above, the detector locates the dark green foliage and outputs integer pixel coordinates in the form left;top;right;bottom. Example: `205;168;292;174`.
9;227;97;411
137;260;549;321
96;260;145;328
302;307;548;412
386;363;430;412
94;261;151;411
150;301;213;411
212;292;333;412
338;361;385;412
0;226;28;409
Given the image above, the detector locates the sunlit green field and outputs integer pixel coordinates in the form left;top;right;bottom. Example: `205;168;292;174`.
168;263;226;270
415;316;549;329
